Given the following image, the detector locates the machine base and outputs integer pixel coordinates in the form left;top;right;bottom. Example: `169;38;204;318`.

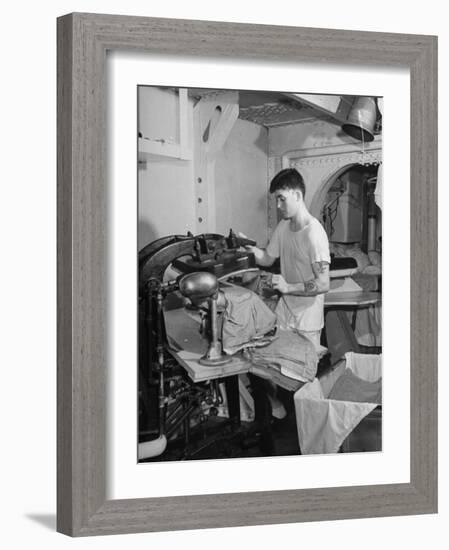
199;355;232;366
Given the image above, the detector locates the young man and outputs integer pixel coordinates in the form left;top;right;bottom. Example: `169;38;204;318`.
246;168;330;350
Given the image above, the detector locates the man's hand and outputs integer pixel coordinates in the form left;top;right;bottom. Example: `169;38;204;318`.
237;232;255;250
245;244;264;261
277;261;330;297
237;232;276;267
272;274;289;294
237;232;269;265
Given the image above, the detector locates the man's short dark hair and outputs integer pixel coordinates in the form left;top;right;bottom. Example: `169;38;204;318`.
269;168;306;198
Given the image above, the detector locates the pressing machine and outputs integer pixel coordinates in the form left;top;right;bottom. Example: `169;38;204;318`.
138;230;259;460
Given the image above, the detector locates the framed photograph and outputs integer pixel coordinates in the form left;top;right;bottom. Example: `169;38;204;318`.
57;13;437;536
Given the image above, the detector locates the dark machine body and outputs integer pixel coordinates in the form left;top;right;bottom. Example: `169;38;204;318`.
138;230;257;460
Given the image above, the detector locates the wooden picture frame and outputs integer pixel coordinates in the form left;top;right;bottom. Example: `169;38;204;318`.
57;12;437;536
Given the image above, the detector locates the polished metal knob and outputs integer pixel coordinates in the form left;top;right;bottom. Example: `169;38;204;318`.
178;272;218;300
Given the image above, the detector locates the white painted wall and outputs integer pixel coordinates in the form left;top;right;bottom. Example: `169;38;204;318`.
269;118;357;157
139;86;180;143
3;2;447;550
138;160;196;247
269;120;382;217
215;119;269;245
138;89;270;248
269;119;365;206
138;87;196;248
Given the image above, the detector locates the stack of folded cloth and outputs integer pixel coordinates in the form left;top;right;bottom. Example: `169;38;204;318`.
219;286;318;383
247;329;318;383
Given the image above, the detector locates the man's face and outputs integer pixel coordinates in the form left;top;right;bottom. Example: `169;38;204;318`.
275;189;301;219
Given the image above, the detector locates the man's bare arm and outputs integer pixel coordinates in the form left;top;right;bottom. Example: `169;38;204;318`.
272;261;330;296
237;232;277;267
245;245;276;267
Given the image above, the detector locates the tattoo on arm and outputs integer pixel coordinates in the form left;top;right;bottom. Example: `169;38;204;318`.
308;261;330;294
304;279;318;293
314;261;328;274
286;262;328;296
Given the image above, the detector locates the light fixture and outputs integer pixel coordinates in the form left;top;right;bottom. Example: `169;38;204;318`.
342;96;378;142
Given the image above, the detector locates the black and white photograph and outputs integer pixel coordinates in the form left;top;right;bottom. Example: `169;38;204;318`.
137;86;383;462
3;0;442;545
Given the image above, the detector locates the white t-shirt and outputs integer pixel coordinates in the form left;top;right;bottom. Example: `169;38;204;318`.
266;217;330;332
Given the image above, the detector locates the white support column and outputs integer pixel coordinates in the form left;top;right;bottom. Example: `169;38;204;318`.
193;91;239;234
178;88;190;160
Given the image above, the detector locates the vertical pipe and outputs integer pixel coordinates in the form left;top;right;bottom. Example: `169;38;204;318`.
156;289;166;438
209;293;218;346
367;178;378;251
138;287;168;460
367;217;377;251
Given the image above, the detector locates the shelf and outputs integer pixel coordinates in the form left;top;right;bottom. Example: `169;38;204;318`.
138;136;193;161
